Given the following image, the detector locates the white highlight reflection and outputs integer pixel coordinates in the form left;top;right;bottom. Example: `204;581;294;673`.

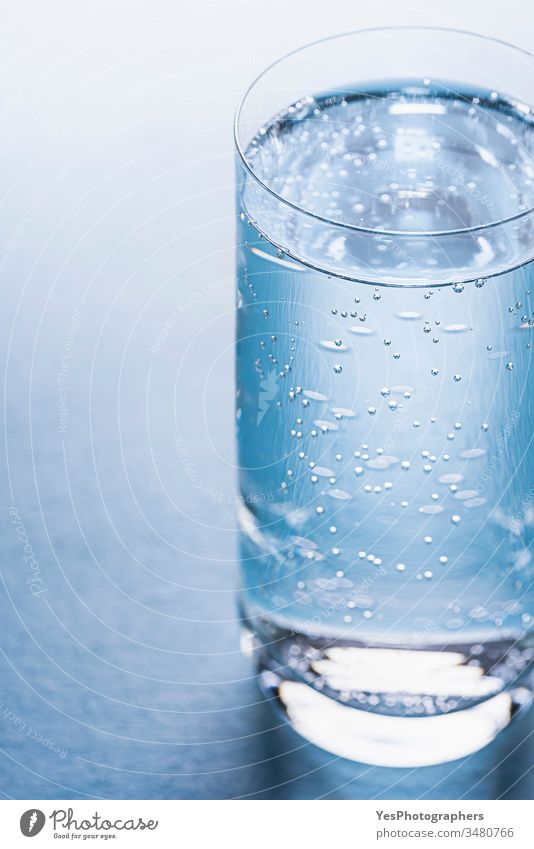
279;680;512;767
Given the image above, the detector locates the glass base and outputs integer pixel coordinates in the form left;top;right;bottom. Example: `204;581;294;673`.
241;622;534;767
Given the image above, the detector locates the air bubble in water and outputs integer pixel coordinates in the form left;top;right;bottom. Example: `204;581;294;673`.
383;338;391;346
368;406;376;415
452;283;464;293
453;374;462;382
451;514;462;525
333;364;343;374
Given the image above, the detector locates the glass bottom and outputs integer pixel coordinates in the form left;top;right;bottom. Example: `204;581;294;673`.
240;616;534;767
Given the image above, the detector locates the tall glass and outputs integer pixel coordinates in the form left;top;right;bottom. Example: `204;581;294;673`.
234;28;534;766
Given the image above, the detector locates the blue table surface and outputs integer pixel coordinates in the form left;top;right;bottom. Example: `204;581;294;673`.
0;2;532;800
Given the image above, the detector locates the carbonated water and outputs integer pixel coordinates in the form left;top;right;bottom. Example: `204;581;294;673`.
236;82;534;757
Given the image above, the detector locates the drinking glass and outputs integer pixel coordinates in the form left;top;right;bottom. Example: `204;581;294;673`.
234;28;534;766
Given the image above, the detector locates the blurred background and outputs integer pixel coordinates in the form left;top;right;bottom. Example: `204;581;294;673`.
0;0;533;799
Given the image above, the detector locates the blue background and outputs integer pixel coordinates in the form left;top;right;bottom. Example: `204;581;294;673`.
0;0;532;799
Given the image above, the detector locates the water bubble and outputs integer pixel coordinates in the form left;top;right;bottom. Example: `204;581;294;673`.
333;364;343;374
373;290;381;301
486;345;493;351
401;460;410;471
335;453;343;461
452;283;464;293
423;323;431;334
475;278;486;288
311;474;318;483
383;338;391;346
506;362;514;371
424;536;433;544
334;339;343;347
482;423;489;431
262;309;269;318
388;400;398;411
431;368;439;376
439;555;448;564
423;464;432;473
423;570;433;579
393;352;401;360
451;514;462;525
413;420;420;428
367;406;376;415
354;466;364;476
358;551;366;559
453;374;462;382
396;563;406;572
381;387;390;397
454;422;462;430
329;526;337;534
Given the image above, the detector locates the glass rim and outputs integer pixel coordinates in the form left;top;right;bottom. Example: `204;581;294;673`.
234;25;534;239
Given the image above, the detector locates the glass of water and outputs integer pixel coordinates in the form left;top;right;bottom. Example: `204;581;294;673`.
234;28;534;766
